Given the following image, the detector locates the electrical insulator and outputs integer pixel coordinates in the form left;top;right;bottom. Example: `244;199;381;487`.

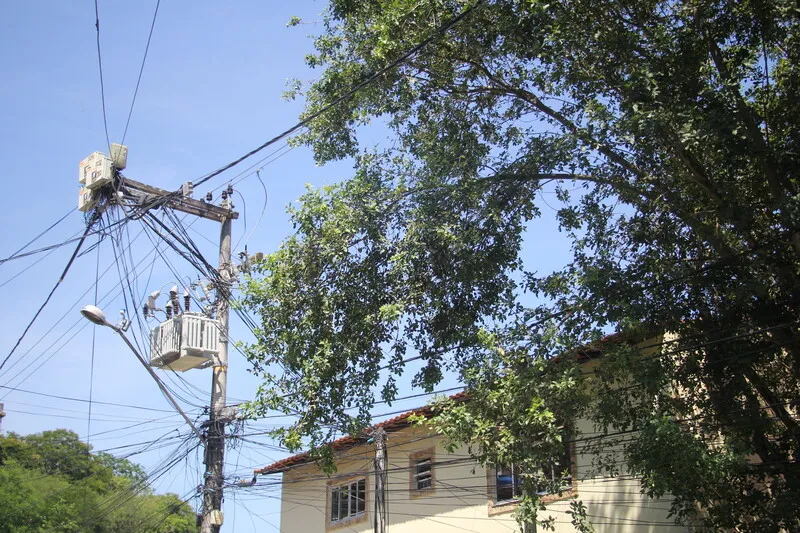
206;192;213;202
226;184;233;197
184;289;191;312
142;304;149;317
169;285;181;314
165;301;173;319
221;190;228;201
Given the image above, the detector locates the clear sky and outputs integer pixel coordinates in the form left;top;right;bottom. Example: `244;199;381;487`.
0;2;574;530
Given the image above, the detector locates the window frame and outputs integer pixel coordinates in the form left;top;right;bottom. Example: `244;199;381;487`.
326;475;368;530
487;442;577;516
408;447;436;497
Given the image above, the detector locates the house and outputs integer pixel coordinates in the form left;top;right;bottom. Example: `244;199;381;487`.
255;379;690;533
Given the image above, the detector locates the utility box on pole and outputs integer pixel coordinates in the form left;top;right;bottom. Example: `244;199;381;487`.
79;151;114;189
110;143;128;170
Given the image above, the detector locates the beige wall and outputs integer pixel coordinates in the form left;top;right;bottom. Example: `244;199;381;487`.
275;421;688;533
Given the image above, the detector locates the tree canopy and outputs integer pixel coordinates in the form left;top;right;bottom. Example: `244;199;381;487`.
0;430;198;533
242;0;800;530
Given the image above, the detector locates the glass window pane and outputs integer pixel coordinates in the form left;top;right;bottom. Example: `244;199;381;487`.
331;488;340;521
350;482;358;515
560;443;572;482
496;466;515;501
537;443;572;494
357;479;366;513
340;486;350;518
415;458;432;490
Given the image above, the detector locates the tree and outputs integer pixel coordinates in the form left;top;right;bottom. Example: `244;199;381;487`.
241;0;800;530
0;462;84;533
0;431;198;533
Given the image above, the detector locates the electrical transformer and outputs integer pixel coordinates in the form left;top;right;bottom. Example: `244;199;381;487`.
149;313;220;371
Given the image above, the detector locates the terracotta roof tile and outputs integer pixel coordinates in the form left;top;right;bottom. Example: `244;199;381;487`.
255;391;469;474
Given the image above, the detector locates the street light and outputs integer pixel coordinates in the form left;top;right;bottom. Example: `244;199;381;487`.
80;304;206;444
80;304;108;326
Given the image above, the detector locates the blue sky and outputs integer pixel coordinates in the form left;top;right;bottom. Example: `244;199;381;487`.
0;1;575;530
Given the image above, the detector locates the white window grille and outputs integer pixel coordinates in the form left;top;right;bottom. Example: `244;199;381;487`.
330;478;366;523
413;457;433;490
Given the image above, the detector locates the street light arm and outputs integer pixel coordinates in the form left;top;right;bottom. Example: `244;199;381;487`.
111;326;207;445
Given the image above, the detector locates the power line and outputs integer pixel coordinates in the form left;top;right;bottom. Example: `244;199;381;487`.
129;210;224;408
0;212;101;372
93;0;111;152
0;215;134;266
0;232;88;265
0;241;62;289
110;205;212;407
4;408;180;424
121;0;161;144
108;209;145;354
83;0;468;239
82;437;200;527
0;383;175;413
7;399;175;420
0;0;481;395
0;212;212;407
87;233;101;447
92;429;188;453
0;215;139;386
191;0;484;190
234;169;268;252
0;208;74;263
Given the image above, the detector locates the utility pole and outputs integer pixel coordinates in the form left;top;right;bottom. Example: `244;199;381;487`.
373;428;387;533
0;402;5;432
113;175;238;532
201;215;231;533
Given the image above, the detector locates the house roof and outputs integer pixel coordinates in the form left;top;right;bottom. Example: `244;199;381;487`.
570;329;638;360
255;329;647;475
255;391;470;475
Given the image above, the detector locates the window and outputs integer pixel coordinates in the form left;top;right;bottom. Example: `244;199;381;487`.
329;478;366;523
495;464;522;501
414;457;433;490
409;448;435;495
495;444;573;503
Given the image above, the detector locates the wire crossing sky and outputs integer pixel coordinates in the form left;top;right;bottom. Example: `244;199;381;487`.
0;2;575;531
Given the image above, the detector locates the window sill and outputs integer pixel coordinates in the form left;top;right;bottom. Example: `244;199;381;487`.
409;487;435;499
488;489;577;517
488;498;520;516
327;512;368;531
540;487;576;504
